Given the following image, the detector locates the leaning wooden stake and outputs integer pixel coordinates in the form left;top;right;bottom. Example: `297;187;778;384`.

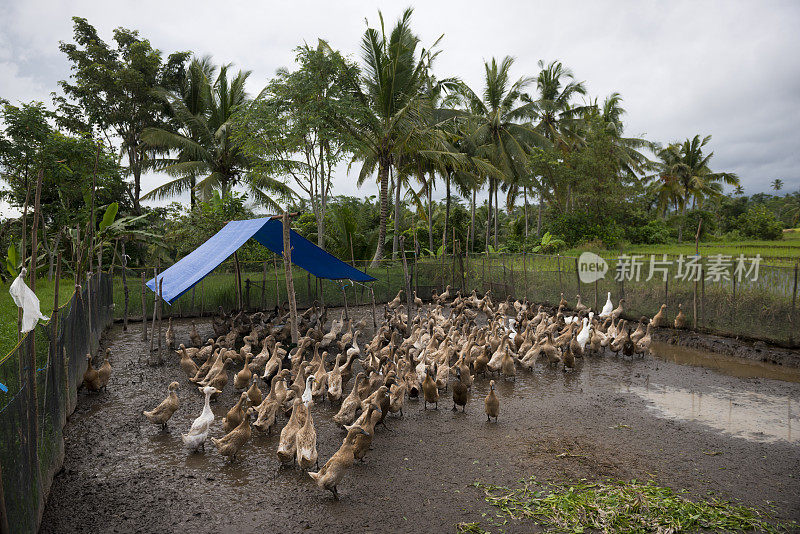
282;212;299;344
233;251;243;311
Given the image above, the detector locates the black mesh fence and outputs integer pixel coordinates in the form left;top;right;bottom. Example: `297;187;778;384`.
112;252;798;347
0;272;113;533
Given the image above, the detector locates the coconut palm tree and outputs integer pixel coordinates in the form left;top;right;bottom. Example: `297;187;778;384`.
337;8;432;266
142;62;291;209
454;56;546;249
772;178;784;192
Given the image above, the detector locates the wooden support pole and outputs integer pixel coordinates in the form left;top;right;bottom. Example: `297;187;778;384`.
574;257;580;298
282;213;299;344
233;251;243;311
557;255;563;295
370;286;377;329
157;278;163;363
141;272;147;340
28;171;43;506
245;278;251;311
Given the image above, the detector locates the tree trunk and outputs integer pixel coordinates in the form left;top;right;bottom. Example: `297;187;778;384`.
494;182;499;250
283;212;299;344
427;171;434;253
370;158;390;267
524;187;529;238
486;179;493;251
392;165;402;259
537;193;542;237
442;172;451;254
470;188;476;254
130;144;141;213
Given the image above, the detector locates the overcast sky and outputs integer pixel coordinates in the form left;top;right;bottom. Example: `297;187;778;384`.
1;0;798;215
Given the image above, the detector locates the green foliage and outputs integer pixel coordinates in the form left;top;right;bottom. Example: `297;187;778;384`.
55;16;189;210
466;477;796;533
543;210;624;248
531;231;566;253
5;244;19;278
626;219;671;245
738;205;784;240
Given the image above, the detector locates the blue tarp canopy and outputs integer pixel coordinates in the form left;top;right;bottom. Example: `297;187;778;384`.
147;216;376;304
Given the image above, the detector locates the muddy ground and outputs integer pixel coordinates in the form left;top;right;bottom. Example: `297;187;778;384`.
41;307;800;533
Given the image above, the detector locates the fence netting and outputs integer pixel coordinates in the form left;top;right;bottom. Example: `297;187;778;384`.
113;253;797;347
0;272;113;533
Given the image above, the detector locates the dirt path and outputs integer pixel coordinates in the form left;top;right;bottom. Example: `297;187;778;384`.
40;309;800;533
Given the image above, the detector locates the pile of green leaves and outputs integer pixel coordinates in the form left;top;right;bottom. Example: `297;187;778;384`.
460;477;795;533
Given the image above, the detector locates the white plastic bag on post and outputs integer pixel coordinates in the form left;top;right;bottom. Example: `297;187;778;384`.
9;268;49;333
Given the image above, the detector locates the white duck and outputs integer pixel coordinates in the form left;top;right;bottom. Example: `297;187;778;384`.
301;375;316;407
600;292;613;317
181;385;217;452
576;317;591;350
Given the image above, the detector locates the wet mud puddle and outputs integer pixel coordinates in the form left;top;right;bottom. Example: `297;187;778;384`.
624;342;800;444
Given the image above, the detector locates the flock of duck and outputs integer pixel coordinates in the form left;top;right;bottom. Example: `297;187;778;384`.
87;286;680;500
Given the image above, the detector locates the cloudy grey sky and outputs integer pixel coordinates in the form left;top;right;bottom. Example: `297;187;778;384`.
1;0;799;214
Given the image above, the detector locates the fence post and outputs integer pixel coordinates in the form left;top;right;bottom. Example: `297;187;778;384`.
149;267;158;359
200;279;205;318
245;279;251;311
574;257;580;300
370;286;377;329
481;254;486;293
233;251;243;311
282;213;299;344
141;273;147;340
692;273;698;330
700;264;705;329
273;255;280;309
791;263;798;347
557;255;563;295
121;241;128;330
261;261;267;309
400;236;413;316
594;279;598;311
28;172;42;497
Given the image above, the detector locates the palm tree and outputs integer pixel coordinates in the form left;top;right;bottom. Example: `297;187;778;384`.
338;8;432;266
734;184;744;196
142;62;291;209
648;135;739;240
455;56;546;249
772;179;784;192
533;60;589;212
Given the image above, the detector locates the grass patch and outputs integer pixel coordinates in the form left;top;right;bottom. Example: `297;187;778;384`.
460;477;796;533
564;235;800;267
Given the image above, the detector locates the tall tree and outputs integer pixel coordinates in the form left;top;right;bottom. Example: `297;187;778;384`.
142;63;292;209
772;178;784;192
55;17;188;212
456;56;546;249
336;8;432;266
238;41;360;249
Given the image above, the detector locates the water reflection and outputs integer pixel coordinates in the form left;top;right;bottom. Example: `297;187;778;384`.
624;383;797;443
650;342;800;384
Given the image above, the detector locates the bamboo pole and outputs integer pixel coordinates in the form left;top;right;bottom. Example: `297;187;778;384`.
121;241;129;331
282;213;299;344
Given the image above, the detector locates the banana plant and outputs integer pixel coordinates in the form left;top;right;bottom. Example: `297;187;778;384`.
531;232;566;253
4;243;20;278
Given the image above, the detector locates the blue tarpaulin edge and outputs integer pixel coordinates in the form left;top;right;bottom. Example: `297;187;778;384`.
146;216;375;304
